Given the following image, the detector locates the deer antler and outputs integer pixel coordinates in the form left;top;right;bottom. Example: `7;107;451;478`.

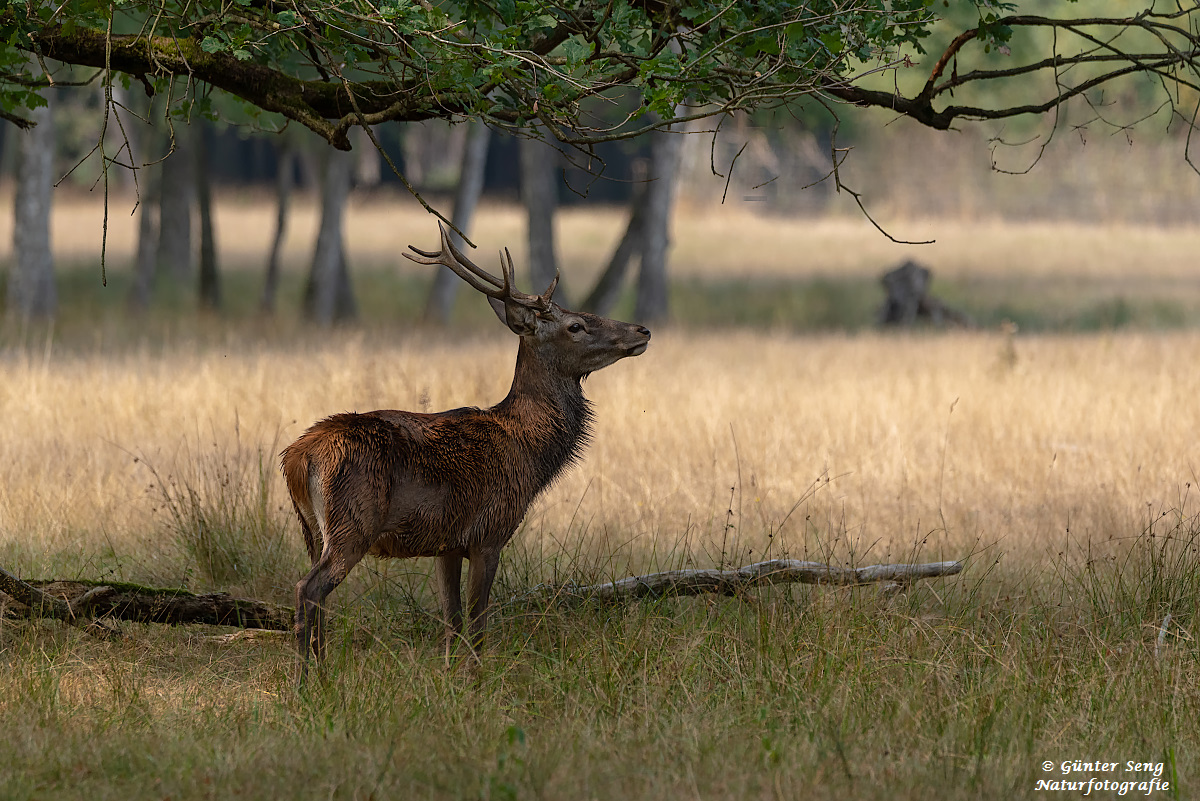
496;248;559;311
404;224;509;299
540;275;559;308
406;225;559;309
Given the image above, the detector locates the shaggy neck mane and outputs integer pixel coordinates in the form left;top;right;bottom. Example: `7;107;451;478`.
495;339;595;490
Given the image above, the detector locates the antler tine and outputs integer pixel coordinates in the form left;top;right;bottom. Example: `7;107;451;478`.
502;248;518;297
498;247;555;309
441;226;506;291
402;224;506;298
539;270;560;309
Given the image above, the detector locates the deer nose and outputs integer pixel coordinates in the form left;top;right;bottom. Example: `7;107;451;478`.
636;326;651;338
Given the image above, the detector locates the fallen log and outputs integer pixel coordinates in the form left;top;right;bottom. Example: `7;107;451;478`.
0;564;77;620
545;559;964;601
0;565;292;631
1;559;963;633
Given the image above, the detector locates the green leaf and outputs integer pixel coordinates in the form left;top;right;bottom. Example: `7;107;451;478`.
745;35;779;57
560;37;590;63
819;31;843;54
200;36;226;54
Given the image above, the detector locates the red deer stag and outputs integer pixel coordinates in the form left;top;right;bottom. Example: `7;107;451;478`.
281;225;651;680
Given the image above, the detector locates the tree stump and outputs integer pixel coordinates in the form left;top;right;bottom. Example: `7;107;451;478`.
877;260;973;328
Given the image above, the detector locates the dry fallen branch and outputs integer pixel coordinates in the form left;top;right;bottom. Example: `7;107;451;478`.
547;559;964;601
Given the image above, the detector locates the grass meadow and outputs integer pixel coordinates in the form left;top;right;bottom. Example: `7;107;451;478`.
0;195;1198;799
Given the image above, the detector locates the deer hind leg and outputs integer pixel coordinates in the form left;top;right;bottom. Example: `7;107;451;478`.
294;505;321;564
295;522;372;684
434;552;465;666
465;544;503;656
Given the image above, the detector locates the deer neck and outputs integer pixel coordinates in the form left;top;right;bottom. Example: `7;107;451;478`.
495;339;594;482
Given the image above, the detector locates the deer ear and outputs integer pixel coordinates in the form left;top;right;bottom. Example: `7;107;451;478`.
488;296;538;336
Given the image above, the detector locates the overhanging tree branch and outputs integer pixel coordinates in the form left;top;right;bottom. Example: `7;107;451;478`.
20;22;453;149
6;5;1200;155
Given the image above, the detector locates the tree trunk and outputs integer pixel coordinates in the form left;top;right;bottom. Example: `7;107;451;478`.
303;147;357;325
126;100;160;312
634;113;683;325
8;92;56;319
520;127;563;300
196;121;220;311
128;170;160;311
260;142;295;314
581;158;650;316
156;122;195;282
353;126;382;189
424;122;492;323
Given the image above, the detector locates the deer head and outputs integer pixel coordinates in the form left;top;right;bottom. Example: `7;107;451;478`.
404;225;650;380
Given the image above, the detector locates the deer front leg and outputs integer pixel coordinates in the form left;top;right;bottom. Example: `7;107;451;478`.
434;552;464;665
465;544;502;657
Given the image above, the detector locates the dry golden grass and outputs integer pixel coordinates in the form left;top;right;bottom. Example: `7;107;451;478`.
0;190;1197;575
1;323;1196;585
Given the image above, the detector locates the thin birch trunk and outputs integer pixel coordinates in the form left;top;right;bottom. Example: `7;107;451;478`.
581;158;650;315
519;127;562;300
634;112;684;325
424;122;491;323
156;122;195;281
8;92;56;319
304;147;357;325
260;143;295;314
196;121;220;310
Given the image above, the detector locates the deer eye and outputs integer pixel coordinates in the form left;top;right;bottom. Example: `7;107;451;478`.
568;323;584;334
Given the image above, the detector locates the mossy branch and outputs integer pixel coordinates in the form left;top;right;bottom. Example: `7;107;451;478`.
22;21;456;150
